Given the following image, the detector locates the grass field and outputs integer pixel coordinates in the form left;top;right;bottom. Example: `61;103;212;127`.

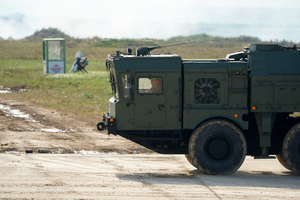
0;38;261;121
0;58;111;122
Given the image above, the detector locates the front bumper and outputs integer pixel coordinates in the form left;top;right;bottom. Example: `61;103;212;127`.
97;113;117;135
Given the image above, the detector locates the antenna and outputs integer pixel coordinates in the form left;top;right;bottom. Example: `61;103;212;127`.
136;38;229;56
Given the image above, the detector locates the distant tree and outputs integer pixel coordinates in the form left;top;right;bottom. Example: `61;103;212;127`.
230;35;261;43
8;36;14;41
167;33;261;43
167;33;220;42
25;28;73;41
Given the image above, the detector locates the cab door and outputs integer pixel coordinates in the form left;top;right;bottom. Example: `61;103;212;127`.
135;73;166;128
134;72;181;130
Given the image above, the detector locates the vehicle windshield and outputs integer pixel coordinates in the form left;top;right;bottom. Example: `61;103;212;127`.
106;60;118;99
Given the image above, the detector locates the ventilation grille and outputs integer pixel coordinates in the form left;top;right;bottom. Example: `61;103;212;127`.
194;78;220;104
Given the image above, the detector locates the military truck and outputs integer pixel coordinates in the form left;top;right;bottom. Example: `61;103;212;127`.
97;43;300;175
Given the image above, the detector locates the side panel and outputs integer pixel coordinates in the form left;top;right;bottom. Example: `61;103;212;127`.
250;51;300;112
183;61;248;130
228;63;248;109
165;72;182;129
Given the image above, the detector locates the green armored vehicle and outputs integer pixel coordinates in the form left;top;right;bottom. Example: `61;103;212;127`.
97;44;300;175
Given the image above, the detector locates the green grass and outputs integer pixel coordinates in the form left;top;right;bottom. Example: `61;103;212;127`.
0;58;111;122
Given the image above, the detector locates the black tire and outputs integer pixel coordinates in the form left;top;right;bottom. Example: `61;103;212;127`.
276;154;291;170
188;119;247;175
97;122;105;131
25;149;33;153
282;123;300;175
185;154;198;168
38;149;50;153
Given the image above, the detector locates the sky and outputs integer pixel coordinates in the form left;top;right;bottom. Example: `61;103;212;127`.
1;0;300;42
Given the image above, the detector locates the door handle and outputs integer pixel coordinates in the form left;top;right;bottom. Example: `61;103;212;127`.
158;104;165;111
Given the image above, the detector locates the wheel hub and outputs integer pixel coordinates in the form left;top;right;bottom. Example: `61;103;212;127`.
206;137;230;160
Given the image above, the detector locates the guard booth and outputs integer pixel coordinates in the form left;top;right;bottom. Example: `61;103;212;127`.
43;38;66;74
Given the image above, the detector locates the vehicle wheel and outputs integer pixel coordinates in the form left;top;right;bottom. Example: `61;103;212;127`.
282;123;300;175
276;154;291;170
185;154;198;168
188;119;247;175
97;122;105;131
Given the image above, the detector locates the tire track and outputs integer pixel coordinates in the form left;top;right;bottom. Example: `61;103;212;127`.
172;155;222;200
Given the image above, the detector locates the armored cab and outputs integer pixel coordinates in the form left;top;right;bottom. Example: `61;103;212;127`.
104;54;182;131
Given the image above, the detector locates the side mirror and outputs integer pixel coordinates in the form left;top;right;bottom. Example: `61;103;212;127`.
129;87;134;101
128;77;134;85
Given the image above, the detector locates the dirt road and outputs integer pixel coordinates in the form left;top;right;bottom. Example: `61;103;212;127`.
1;154;300;199
1;93;300;199
0;98;150;154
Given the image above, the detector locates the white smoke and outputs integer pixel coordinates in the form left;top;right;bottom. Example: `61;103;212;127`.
1;0;300;42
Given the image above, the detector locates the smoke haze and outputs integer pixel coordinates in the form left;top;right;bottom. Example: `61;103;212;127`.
1;0;300;42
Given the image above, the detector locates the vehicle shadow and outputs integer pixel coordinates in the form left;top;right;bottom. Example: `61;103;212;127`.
117;169;300;189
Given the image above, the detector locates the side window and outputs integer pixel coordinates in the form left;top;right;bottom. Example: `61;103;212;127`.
138;77;163;94
106;60;118;98
122;73;132;99
194;78;220;104
109;67;118;99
